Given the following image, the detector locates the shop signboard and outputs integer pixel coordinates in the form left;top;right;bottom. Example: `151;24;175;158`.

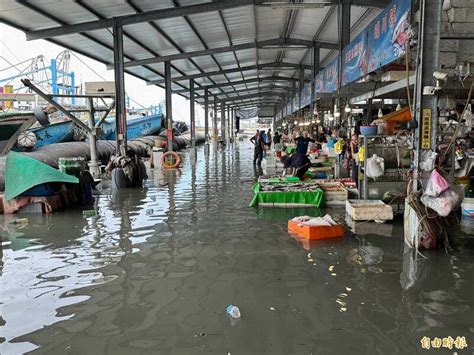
302;82;311;107
322;57;339;93
366;0;411;73
341;30;368;86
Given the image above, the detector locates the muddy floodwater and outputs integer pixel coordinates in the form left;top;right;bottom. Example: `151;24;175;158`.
1;143;473;354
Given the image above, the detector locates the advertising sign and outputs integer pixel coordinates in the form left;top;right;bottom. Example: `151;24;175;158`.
366;0;411;73
341;30;368;86
322;57;339;93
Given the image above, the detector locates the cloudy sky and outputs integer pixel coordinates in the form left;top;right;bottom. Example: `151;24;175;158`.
0;23;205;125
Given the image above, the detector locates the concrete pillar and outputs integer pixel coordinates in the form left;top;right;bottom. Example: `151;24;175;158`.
272;106;276;132
226;105;231;143
338;0;351;125
165;61;173;152
113;22;127;156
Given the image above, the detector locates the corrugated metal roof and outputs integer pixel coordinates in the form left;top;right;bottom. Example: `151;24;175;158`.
0;0;383;109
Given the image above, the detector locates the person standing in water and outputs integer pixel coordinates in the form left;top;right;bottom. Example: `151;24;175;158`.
250;130;265;166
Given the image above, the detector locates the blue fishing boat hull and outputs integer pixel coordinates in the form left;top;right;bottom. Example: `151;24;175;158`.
31;121;76;148
101;113;164;140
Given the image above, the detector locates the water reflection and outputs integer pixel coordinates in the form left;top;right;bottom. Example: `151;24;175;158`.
0;143;473;354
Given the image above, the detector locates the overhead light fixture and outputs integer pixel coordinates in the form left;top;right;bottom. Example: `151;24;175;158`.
345;103;351;113
328;116;334;121
311;120;316;124
261;1;331;9
334;111;340;118
396;103;402;110
294;120;298;124
378;108;383;118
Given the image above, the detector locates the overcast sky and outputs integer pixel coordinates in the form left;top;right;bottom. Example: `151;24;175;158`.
0;23;206;125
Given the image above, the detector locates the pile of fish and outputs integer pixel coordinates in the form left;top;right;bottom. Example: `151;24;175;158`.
260;182;320;192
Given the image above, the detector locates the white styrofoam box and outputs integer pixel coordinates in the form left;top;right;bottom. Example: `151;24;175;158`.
439;52;458;68
440;39;460;52
346;200;394;221
447;7;474;22
84;81;115;95
381;70;415;82
461;197;474;217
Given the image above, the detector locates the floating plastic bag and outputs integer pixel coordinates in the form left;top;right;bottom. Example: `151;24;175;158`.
366;154;385;178
421;189;461;217
424;169;449;197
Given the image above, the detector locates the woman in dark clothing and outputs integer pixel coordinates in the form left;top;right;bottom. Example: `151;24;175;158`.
250;130;265;166
281;153;311;180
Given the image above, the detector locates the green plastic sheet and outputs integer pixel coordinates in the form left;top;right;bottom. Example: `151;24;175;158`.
5;151;79;200
249;183;324;208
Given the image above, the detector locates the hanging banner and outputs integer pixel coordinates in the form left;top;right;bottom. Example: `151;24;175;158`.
322;57;339;93
315;73;322;96
341;30;368;86
302;82;311;107
366;0;411;73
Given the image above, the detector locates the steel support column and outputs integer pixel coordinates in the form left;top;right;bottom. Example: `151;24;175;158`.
190;79;196;149
413;0;443;175
226;105;231;143
113;21;127;155
291;81;295;117
87;97;100;178
213;97;218;139
204;88;209;143
299;68;304;118
272;107;276;132
337;0;351;127
165;61;173;152
310;45;320;117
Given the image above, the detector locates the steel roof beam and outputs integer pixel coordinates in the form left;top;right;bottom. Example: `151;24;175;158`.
106;38;337;70
25;0;257;41
207;91;285;103
174;76;302;94
147;62;310;85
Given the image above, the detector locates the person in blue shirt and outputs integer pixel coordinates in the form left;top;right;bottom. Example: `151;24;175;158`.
294;131;315;156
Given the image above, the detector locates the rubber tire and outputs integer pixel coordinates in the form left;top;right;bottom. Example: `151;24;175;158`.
34;106;50;127
112;168;127;189
161;151;182;169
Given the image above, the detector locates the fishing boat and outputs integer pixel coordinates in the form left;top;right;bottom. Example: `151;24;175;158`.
30;120;77;148
101;113;165;140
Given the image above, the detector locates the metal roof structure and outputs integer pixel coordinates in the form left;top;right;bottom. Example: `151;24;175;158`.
1;0;386;112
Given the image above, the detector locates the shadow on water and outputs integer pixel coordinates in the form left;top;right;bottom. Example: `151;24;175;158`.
0;143;473;354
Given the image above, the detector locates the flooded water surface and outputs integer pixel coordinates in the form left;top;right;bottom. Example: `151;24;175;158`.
1;143;473;354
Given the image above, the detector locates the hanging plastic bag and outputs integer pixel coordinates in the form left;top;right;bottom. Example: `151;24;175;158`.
334;140;343;154
420;150;437;171
358;146;365;162
424;169;449;197
365;154;385;178
421;188;461;217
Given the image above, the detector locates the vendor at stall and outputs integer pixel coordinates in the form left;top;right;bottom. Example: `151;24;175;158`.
280;152;311;180
295;131;315;156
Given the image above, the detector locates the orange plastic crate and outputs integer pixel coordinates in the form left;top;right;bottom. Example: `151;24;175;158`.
288;220;344;240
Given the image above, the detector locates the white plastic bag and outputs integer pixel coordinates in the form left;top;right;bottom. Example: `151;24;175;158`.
424;169;450;197
420;150;437;171
421;189;461;217
366;154;385;178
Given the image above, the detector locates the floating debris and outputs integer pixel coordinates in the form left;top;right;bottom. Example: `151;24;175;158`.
328;266;335;272
339;307;347;312
345;287;352;292
269;307;275;311
336;299;346;306
331;273;337;276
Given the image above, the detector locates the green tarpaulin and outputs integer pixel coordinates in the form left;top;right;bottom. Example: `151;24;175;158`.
5;151;79;200
249;183;324;208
